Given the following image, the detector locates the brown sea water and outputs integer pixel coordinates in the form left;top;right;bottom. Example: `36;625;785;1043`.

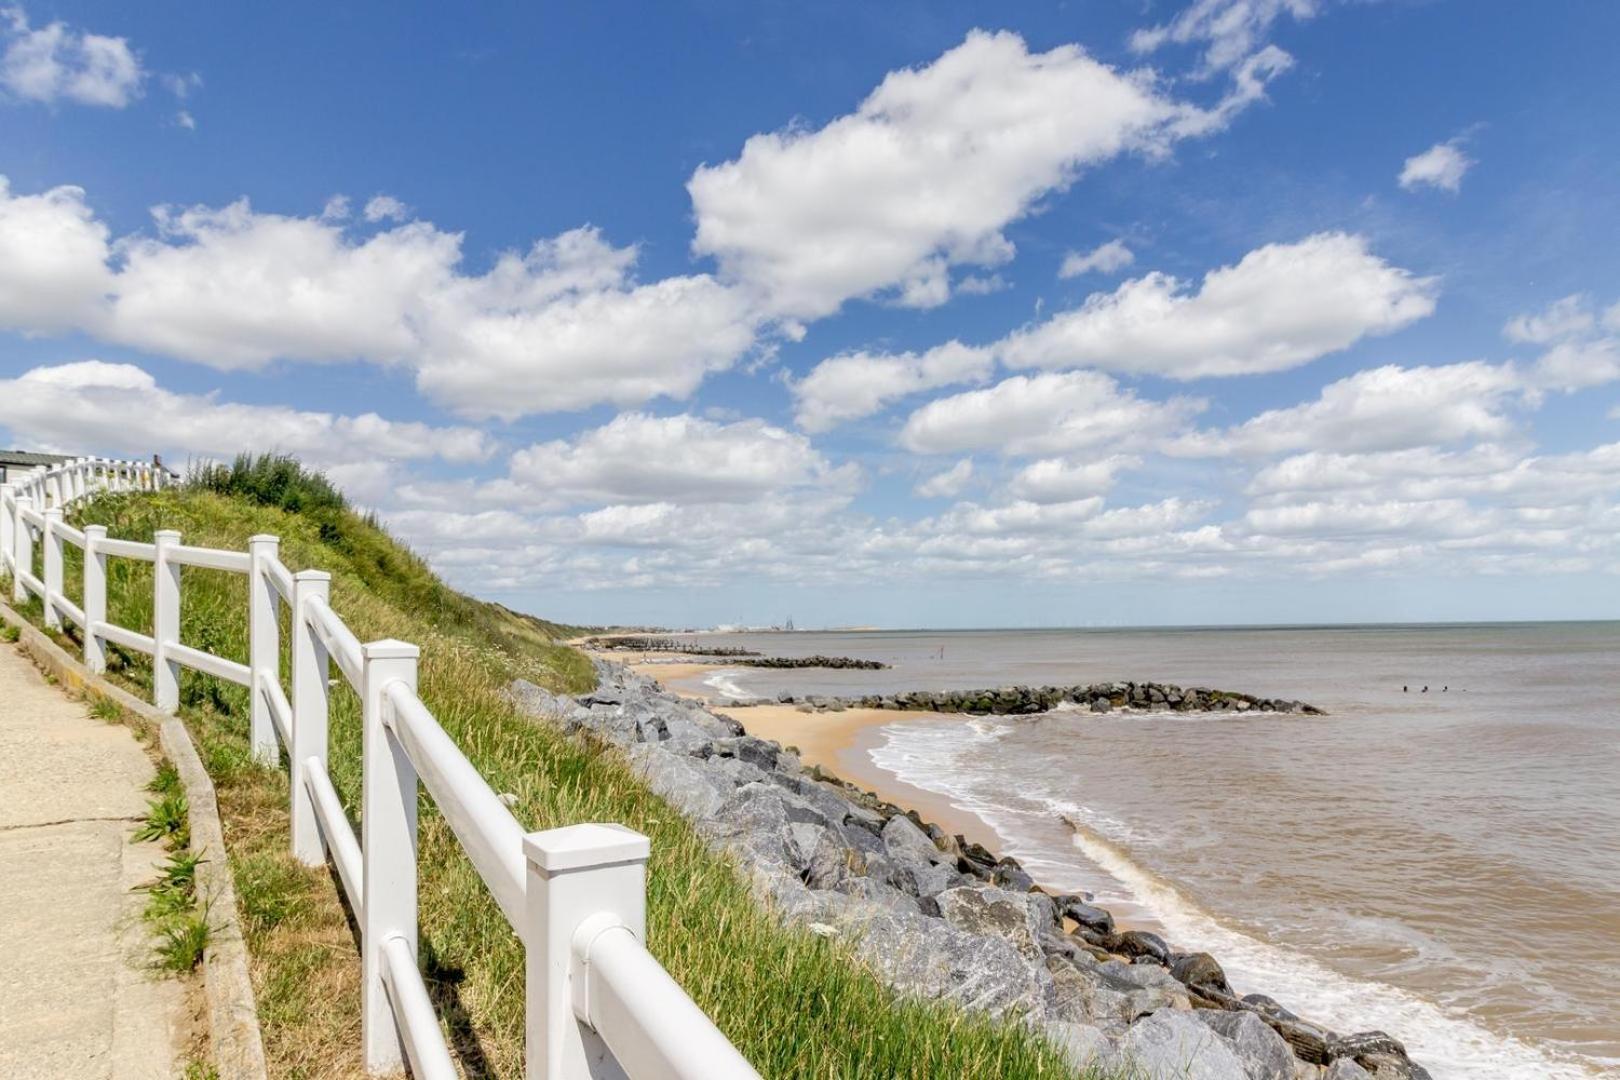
671;623;1620;1079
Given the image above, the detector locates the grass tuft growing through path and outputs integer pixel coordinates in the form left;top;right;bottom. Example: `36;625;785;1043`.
39;456;1083;1079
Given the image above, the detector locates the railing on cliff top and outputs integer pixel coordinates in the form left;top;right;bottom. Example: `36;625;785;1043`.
0;456;759;1080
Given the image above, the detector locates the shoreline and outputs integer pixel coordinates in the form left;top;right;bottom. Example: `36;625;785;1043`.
626;658;1169;933
575;654;1451;1079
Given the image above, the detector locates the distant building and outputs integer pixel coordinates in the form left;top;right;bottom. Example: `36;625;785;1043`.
0;450;179;486
0;449;71;485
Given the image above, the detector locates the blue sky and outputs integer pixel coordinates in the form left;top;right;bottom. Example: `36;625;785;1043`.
2;1;1618;628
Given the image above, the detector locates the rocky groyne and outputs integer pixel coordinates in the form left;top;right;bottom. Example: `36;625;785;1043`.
735;654;888;670
509;662;1419;1080
736;681;1323;716
585;635;762;656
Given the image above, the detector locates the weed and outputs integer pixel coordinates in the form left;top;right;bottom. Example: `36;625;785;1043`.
135;791;190;849
148;760;182;798
155;908;211;973
141;850;202;922
1;623;18;643
88;694;122;722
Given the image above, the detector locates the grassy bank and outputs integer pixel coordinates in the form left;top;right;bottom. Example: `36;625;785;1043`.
15;458;1078;1079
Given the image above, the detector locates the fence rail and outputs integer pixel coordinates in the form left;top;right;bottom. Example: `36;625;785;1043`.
1;456;760;1080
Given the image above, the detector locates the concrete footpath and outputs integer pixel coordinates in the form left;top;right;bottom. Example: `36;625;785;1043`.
0;641;187;1079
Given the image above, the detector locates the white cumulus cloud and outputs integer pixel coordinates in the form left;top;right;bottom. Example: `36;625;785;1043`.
0;179;763;418
792;341;992;432
900;370;1205;457
0;177;112;331
1173;361;1525;457
0;361;493;466
1;5;144;107
1131;0;1318;76
1059;239;1135;279
688;29;1272;320
1001;233;1437;379
363;195;410;223
502;412;856;508
1504;293;1620;392
1398;138;1474;193
915;459;975;499
1009;455;1138;503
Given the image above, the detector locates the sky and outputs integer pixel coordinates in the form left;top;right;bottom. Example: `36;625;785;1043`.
1;1;1618;629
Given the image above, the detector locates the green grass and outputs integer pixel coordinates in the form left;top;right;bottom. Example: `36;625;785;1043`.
142;849;203;920
1;623;18;643
88;693;123;722
42;463;1081;1079
155;907;212;973
134;790;190;847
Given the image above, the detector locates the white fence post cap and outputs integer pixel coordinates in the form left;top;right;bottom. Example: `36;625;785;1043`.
362;639;420;661
293;568;331;582
523;823;650;872
154;529;181;540
249;533;280;544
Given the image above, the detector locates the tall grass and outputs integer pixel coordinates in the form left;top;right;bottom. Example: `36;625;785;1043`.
49;476;1081;1079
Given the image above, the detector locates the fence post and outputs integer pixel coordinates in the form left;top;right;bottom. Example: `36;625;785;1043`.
41;507;64;630
83;525;107;673
361;639;420;1073
247;535;281;765
11;494;31;604
522;823;651;1080
152;529;182;713
290;570;331;865
41;507;65;625
1;484;14;580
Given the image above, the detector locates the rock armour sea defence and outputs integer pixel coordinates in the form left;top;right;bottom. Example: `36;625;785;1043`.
584;637;889;669
584;635;763;656
735;654;888;670
508;662;1419;1080
757;682;1324;716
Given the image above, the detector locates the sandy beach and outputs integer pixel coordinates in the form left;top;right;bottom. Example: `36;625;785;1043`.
620;656;1015;864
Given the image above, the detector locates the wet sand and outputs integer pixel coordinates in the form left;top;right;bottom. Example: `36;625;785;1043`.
620;659;1032;876
629;658;1166;928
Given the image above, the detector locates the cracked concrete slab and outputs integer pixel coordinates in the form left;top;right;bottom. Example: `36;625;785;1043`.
0;642;187;1079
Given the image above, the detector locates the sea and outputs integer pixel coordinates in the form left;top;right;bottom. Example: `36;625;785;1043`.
659;623;1620;1080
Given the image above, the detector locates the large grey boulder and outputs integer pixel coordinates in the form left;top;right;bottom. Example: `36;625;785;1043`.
624;743;732;819
881;814;948;869
507;678;568;717
832;875;920;915
1197;1010;1298;1080
1324;1060;1372;1080
1045;956;1143;1025
784;821;854;889
1043;1019;1119;1073
1111;1009;1252;1080
936;884;1048;961
1047;955;1189;1025
840;906;1048;1017
653;711;723;755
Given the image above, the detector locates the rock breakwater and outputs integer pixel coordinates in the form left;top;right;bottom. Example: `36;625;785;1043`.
584;635;761;656
735;654;888;670
757;682;1323;716
508;661;1416;1079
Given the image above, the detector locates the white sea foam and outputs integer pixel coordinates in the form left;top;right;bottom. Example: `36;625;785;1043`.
867;717;1605;1080
701;668;752;700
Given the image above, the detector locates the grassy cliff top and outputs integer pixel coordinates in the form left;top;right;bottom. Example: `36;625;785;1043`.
37;456;1076;1079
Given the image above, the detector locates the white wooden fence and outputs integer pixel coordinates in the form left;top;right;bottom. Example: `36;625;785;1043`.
1;456;760;1080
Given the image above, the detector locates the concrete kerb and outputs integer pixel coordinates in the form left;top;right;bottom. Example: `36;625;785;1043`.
0;599;270;1080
